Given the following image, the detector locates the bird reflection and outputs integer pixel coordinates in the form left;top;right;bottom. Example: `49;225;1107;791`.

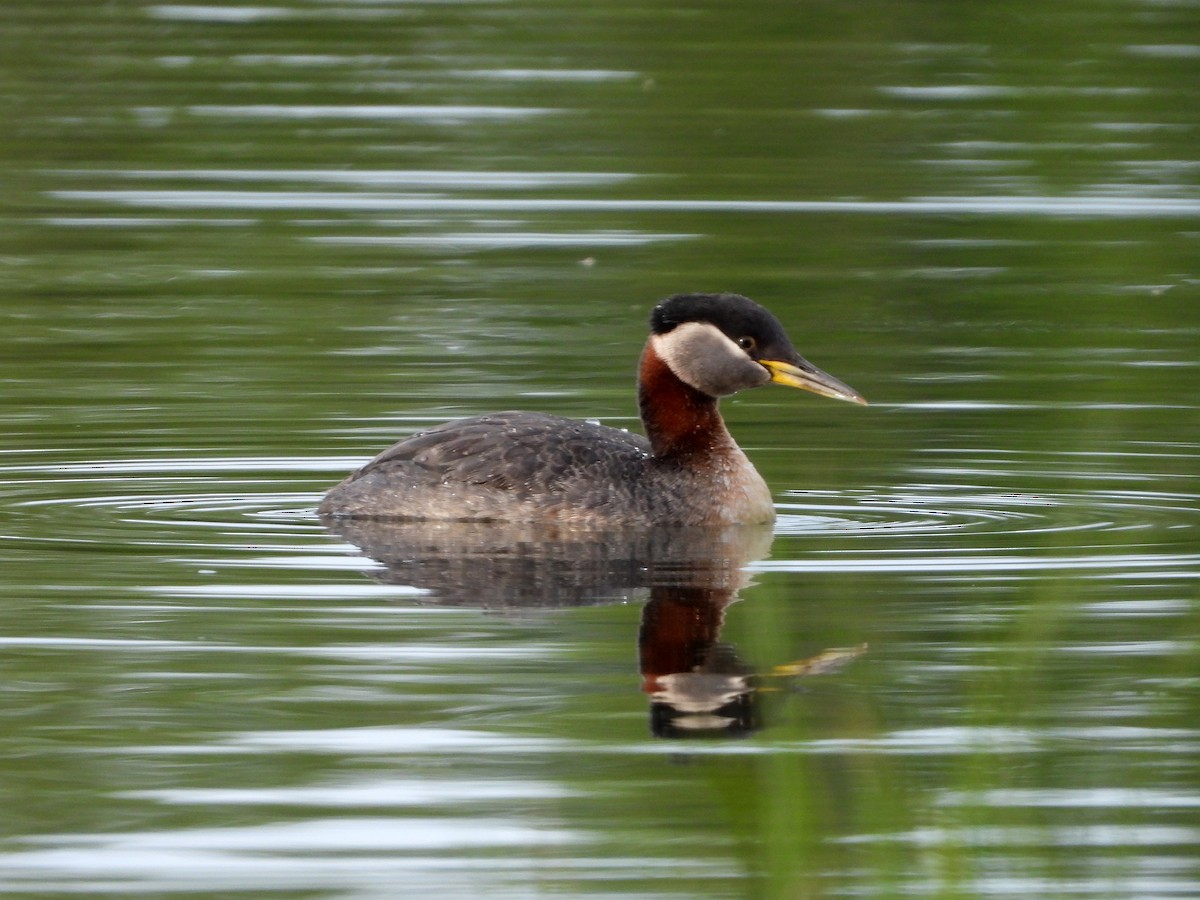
639;584;759;738
323;517;862;738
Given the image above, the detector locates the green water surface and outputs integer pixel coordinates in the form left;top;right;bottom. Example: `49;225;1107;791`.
1;1;1198;897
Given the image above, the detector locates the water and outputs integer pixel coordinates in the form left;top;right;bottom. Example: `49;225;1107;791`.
2;0;1199;896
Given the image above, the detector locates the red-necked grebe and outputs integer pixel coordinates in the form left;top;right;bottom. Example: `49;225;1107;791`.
319;293;866;526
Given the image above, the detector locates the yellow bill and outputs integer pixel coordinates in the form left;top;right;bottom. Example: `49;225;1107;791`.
761;358;868;405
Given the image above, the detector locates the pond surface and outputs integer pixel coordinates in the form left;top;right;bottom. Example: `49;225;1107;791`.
2;1;1199;897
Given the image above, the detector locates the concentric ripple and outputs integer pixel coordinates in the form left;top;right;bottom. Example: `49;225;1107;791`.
777;442;1200;541
1;455;334;551
776;489;1050;537
767;445;1200;578
2;450;1196;581
776;483;1200;539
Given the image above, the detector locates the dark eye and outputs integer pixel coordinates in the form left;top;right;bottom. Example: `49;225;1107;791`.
737;336;756;352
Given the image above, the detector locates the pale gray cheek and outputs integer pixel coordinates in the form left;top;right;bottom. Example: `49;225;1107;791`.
658;325;769;397
692;354;769;396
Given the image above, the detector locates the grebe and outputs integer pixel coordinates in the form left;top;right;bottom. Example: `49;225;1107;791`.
319;293;866;526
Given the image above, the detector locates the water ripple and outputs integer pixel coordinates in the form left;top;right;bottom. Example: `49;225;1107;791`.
1;456;328;552
2;454;1195;568
777;482;1199;540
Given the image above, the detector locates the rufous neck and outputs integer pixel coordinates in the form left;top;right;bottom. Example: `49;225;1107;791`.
638;341;733;460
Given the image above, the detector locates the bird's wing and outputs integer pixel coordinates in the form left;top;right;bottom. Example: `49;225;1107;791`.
354;411;651;494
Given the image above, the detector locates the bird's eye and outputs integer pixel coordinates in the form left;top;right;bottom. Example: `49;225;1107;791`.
737;336;756;352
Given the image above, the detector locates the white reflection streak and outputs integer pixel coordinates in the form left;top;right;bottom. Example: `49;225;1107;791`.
49;190;1200;216
449;68;638;82
807;725;1200;756
77;168;635;188
836;824;1200;847
229;727;569;755
1126;44;1200;59
882;85;1149;99
939;788;1200;809
0;633;560;659
309;232;697;248
0;844;723;897
187;105;554;120
2;456;354;474
123;779;573;807
16;817;580;852
748;551;1199;574
148;5;291;22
